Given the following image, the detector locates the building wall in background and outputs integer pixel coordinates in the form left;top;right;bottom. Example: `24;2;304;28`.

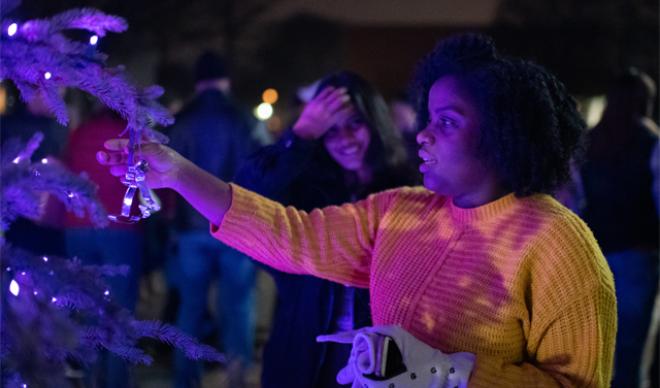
264;0;498;26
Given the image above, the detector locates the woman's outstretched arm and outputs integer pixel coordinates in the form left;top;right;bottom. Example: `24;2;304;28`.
212;183;397;287
97;139;393;287
97;139;232;226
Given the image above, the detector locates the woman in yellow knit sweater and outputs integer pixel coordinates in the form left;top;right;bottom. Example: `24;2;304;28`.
98;34;616;387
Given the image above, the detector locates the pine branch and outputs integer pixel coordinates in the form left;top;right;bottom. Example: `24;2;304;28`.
1;244;224;386
1;134;108;230
50;8;128;36
0;6;173;134
0;4;226;386
130;321;227;362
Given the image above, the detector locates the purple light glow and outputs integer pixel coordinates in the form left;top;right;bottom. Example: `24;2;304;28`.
104;289;110;296
7;23;18;37
12;157;20;164
9;279;20;296
41;158;48;164
42;256;49;262
44;72;52;80
51;297;57;303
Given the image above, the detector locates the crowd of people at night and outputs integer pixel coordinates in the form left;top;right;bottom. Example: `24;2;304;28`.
3;30;658;388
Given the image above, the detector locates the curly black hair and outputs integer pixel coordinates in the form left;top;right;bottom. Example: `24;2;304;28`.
411;33;586;196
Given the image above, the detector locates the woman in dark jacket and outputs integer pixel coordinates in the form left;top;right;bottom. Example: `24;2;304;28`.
234;71;416;388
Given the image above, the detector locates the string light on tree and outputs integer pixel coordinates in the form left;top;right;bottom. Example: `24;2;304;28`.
89;34;99;45
7;22;17;36
9;279;19;296
43;72;52;80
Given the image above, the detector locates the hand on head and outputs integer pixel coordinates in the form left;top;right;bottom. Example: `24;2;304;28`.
96;139;188;190
293;86;354;140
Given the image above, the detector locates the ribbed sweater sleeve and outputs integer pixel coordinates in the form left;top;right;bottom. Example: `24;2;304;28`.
212;183;395;288
469;213;616;387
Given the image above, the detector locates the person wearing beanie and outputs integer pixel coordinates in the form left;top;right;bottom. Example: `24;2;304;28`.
167;50;258;388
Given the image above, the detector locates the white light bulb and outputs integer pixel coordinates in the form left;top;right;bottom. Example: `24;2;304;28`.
9;279;19;296
42;256;49;262
44;72;52;80
12;157;20;164
41;158;48;164
7;23;17;37
254;103;273;121
89;35;99;45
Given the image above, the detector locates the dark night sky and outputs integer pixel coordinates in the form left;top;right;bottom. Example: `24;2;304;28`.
8;0;659;116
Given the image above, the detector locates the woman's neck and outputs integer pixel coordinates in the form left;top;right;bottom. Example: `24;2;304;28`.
452;176;509;209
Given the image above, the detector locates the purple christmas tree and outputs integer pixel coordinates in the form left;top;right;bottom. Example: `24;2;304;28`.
0;1;224;387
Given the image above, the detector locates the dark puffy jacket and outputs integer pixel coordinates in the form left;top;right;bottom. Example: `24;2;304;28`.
169;89;256;231
235;130;413;388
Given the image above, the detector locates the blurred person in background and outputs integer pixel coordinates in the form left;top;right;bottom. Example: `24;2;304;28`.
581;68;659;388
62;107;144;388
389;94;418;154
641;139;659;388
234;71;415;388
167;50;258;388
389;92;422;184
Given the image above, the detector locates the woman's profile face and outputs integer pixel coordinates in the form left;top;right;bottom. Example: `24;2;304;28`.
323;112;372;172
417;75;498;205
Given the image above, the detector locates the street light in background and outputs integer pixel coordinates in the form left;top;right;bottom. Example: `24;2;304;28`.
262;88;278;104
254;102;273;120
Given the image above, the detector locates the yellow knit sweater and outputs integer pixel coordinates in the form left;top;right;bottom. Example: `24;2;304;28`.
212;184;617;387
